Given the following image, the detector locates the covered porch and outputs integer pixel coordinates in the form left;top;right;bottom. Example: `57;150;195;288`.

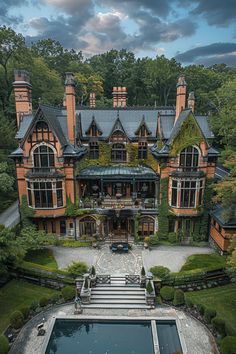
77;165;159;209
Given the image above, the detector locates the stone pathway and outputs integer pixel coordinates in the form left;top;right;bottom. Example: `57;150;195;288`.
52;244;213;273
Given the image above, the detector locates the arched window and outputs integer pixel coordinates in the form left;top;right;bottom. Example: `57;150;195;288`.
179;146;199;170
79;216;96;236
33;145;55;168
111;143;127;162
138;217;155;237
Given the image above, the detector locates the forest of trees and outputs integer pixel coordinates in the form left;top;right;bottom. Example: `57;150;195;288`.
0;25;235;220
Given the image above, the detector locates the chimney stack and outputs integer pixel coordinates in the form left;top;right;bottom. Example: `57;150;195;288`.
112;86;127;108
188;91;195;113
175;74;187;123
65;72;76;145
13;70;32;128
89;92;96;108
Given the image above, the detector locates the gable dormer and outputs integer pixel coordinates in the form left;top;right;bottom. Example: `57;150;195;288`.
85;116;102;137
109;113;128;142
135;115;151;138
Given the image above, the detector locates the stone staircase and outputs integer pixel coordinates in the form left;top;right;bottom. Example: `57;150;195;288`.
83;275;149;309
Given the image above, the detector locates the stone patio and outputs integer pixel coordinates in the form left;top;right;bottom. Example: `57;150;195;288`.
9;303;219;354
52;244;213;274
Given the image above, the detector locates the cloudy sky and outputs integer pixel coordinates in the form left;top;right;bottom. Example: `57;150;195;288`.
1;0;236;66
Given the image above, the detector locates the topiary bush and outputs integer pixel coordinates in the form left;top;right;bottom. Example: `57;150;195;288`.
141;266;146;277
173;289;185;306
156;296;162;305
184;296;194;308
66;261;88;278
50;293;61;304
220;336;236;354
10;310;24;329
90;265;96;276
39;297;49;307
146;280;154;294
196;303;206;316
149;266;170;279
0;335;9;354
160;286;175;301
61;286;75;301
212;317;226;337
204;308;217;324
19;306;30;319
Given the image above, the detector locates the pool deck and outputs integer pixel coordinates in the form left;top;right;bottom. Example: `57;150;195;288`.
9;304;219;354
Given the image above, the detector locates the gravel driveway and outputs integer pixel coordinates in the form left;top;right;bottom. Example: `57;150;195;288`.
52;244;213;273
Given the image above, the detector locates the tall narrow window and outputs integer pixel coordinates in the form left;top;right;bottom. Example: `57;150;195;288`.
171;180;178;207
138;142;147;159
89;142;99;159
180;146;199;171
56;181;63;207
111;143;127;162
180;180;196;207
34;182;53;208
33;145;55;168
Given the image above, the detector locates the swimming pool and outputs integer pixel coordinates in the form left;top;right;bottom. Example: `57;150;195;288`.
45;318;184;354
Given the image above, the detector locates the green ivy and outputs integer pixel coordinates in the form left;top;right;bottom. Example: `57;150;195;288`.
156;178;169;239
170;113;205;156
65;196;95;217
20;195;35;227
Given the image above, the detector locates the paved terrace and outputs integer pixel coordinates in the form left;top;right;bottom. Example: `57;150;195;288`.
52;244;213;273
9;304;219;354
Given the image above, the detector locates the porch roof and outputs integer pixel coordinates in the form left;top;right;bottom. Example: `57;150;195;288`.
78;165;158;179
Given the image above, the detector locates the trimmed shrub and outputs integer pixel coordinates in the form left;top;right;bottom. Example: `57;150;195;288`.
10;310;24;329
50;293;61;304
212;317;226;337
220;336;236;354
184;296;194;308
39;297;49;307
204;308;217;324
19;306;30;319
160;286;175;301
0;335;9;354
61;286;75;301
156;296;162;305
146;280;154;294
196;303;206;316
90;265;96;276
141;266;146;277
168;232;177;243
173;289;185;306
150;266;170;279
30;300;39;311
66;261;88;278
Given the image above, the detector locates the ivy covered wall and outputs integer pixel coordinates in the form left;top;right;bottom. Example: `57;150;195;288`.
170;113;205;157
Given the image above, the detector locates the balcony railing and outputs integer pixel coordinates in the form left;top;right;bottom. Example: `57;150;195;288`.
81;197;157;210
26;167;64;177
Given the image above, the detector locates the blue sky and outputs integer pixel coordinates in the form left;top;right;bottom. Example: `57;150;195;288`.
1;0;236;66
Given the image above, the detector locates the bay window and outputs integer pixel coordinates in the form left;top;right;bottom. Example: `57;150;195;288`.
171;178;204;208
27;180;64;208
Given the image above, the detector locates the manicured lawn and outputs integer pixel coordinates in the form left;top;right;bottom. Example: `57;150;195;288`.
185;283;236;334
180;253;227;272
24;248;58;269
0;279;59;334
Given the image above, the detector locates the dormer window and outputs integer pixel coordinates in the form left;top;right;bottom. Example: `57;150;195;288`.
85;116;102;137
35;121;50;141
91;121;98;136
138;142;147;159
111;143;127;162
89;142;99;159
179;146;199;171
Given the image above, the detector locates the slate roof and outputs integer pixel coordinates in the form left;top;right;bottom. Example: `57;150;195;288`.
210;205;236;228
15;114;34;139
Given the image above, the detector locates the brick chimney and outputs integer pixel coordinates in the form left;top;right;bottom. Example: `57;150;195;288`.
65;72;76;145
175;74;187;123
13;70;32;128
188;91;195;113
89;92;96;108
112;86;127;108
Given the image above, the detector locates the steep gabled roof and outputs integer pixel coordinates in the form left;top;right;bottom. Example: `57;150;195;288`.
85;115;103;136
109;112;128;137
135;115;152;136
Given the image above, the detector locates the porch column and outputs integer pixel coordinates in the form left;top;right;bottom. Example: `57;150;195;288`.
101;178;104;197
132;177;136;199
155;180;159;206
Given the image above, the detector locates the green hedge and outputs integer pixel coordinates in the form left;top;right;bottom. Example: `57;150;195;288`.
10;310;24;329
150;266;170;279
160;286;175;301
173;289;185;306
204;308;216;324
0;335;9;354
220;336;236;354
61;286;75;301
39;297;49;307
212;317;226;337
19;306;30;319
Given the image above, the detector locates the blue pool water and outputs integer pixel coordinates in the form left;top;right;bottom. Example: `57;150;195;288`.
46;319;154;354
156;320;183;354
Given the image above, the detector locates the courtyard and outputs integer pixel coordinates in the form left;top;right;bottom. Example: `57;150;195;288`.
52;244;213;274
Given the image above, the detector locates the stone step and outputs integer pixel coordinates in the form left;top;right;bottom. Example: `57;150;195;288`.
94;286;144;291
82;304;150;309
96;283;140;288
91;294;145;300
91;290;145;295
90;299;147;304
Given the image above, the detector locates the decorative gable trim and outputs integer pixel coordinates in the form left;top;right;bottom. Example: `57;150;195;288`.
85;115;103;136
134;115;152;136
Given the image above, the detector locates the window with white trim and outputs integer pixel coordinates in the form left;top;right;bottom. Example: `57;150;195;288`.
179;146;199;171
27;180;64;208
33;145;55;168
